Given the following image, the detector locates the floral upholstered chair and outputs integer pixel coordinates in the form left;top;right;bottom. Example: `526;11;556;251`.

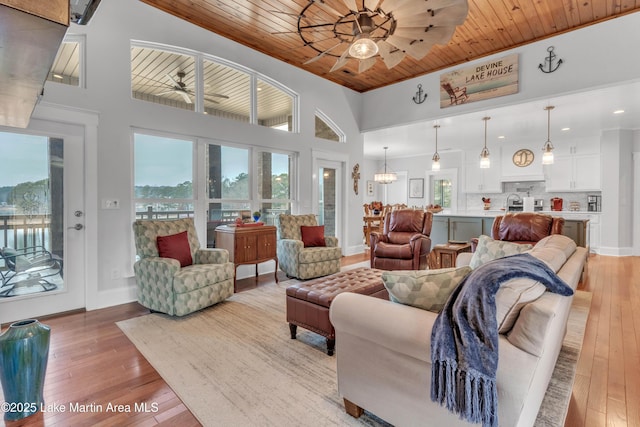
133;218;234;316
275;214;342;280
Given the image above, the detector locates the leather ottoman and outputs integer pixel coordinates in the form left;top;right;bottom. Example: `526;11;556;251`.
286;267;388;355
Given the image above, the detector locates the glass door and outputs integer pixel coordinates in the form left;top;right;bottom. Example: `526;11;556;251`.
0;129;85;324
317;160;342;238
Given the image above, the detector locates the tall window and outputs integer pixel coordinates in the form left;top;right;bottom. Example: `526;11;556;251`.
133;133;194;219
206;144;294;247
433;178;452;208
256;151;293;224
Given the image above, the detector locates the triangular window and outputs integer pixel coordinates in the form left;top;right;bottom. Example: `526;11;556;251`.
315;110;345;142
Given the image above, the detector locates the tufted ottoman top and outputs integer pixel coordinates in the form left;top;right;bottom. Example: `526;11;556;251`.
286;267;385;308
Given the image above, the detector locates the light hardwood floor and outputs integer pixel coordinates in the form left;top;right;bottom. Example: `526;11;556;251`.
1;253;638;426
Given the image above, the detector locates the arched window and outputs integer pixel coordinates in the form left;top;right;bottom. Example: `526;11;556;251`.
315;109;345;142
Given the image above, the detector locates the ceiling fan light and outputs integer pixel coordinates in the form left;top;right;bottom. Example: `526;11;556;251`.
349;36;379;59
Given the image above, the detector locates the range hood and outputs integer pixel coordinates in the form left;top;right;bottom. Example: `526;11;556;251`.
0;1;68;128
500;175;545;183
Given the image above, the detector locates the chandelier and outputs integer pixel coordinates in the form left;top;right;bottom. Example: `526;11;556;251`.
374;146;397;184
280;0;469;73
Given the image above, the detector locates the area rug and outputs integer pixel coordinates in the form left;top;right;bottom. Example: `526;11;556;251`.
118;282;591;427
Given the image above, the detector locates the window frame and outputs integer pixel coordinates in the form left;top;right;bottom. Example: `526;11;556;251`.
315;109;346;142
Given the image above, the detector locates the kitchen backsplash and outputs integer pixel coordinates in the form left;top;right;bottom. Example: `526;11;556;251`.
465;181;602;211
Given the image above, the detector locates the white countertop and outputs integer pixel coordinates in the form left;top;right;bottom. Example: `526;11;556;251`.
433;210;600;219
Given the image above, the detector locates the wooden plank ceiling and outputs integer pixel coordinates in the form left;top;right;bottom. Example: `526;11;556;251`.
140;0;639;93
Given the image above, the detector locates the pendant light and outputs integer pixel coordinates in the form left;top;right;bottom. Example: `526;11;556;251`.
374;146;397;184
479;117;491;169
432;124;441;171
542;106;555;165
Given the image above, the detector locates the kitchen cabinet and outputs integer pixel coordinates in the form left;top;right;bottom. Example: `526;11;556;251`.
430;216;450;246
545;153;601;191
562;219;589;249
450;217;482;242
464;161;502;193
215;225;278;290
0;1;69;128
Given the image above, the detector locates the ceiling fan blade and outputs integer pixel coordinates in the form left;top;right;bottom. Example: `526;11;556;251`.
358;57;377;73
398;4;468;27
155;90;174;96
390;0;466;21
178;90;193;104
304;42;343;64
377;40;406;69
330;48;351;72
379;0;412;12
393;25;456;45
312;0;343;18
203;96;220;104
341;0;358;12
364;0;381;11
385;34;436;59
165;73;180;87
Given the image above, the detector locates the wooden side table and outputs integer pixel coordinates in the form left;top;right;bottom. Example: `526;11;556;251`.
432;242;472;269
215;225;278;291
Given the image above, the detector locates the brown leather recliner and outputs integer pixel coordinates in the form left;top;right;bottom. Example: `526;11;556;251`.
471;212;565;251
370;209;433;270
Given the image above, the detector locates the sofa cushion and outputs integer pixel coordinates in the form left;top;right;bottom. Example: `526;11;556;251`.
157;231;193;267
496;278;547;333
469;235;532;269
506;295;556;356
382;266;472;312
534;234;577;259
300;225;326;247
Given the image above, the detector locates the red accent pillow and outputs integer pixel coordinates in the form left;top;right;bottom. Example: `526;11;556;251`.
300;225;326;248
157;231;193;267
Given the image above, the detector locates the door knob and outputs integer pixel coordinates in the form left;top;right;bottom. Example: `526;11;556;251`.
68;223;84;230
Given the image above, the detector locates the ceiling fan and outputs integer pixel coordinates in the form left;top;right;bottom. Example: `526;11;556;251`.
273;0;469;73
151;71;229;104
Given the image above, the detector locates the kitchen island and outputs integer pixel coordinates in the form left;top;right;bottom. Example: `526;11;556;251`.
430;210;598;252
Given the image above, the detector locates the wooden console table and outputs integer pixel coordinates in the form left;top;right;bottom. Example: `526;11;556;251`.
432;242;472;269
215;225;278;291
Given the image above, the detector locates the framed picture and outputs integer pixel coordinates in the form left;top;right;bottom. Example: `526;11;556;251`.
366;180;375;197
409;178;424;198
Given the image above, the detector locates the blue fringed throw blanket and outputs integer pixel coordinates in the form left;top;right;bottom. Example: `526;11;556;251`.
430;253;573;427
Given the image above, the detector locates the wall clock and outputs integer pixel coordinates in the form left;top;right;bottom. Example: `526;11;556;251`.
512;149;535;167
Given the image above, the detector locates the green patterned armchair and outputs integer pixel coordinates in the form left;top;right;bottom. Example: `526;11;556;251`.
275;214;341;280
133;218;234;316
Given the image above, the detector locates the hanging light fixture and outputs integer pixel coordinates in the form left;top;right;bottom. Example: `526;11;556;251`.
479;117;491;169
374;146;397;184
432;124;441;171
348;15;379;59
542;105;555;165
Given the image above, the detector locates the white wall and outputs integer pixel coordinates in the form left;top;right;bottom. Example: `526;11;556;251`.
360;12;640;132
35;0;365;309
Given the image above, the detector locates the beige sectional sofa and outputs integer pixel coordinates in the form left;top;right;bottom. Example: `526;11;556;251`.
329;235;588;427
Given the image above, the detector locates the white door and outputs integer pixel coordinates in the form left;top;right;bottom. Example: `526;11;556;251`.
316;160;342;240
0;126;85;324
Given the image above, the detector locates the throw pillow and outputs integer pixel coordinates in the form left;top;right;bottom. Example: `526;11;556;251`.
469;235;533;269
157;231;193;267
382;266;472;313
300;225;326;247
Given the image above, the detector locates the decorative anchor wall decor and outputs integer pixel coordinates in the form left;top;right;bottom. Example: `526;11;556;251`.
412;84;427;104
538;46;563;73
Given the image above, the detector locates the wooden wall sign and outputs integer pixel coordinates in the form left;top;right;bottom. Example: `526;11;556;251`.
439;54;519;108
